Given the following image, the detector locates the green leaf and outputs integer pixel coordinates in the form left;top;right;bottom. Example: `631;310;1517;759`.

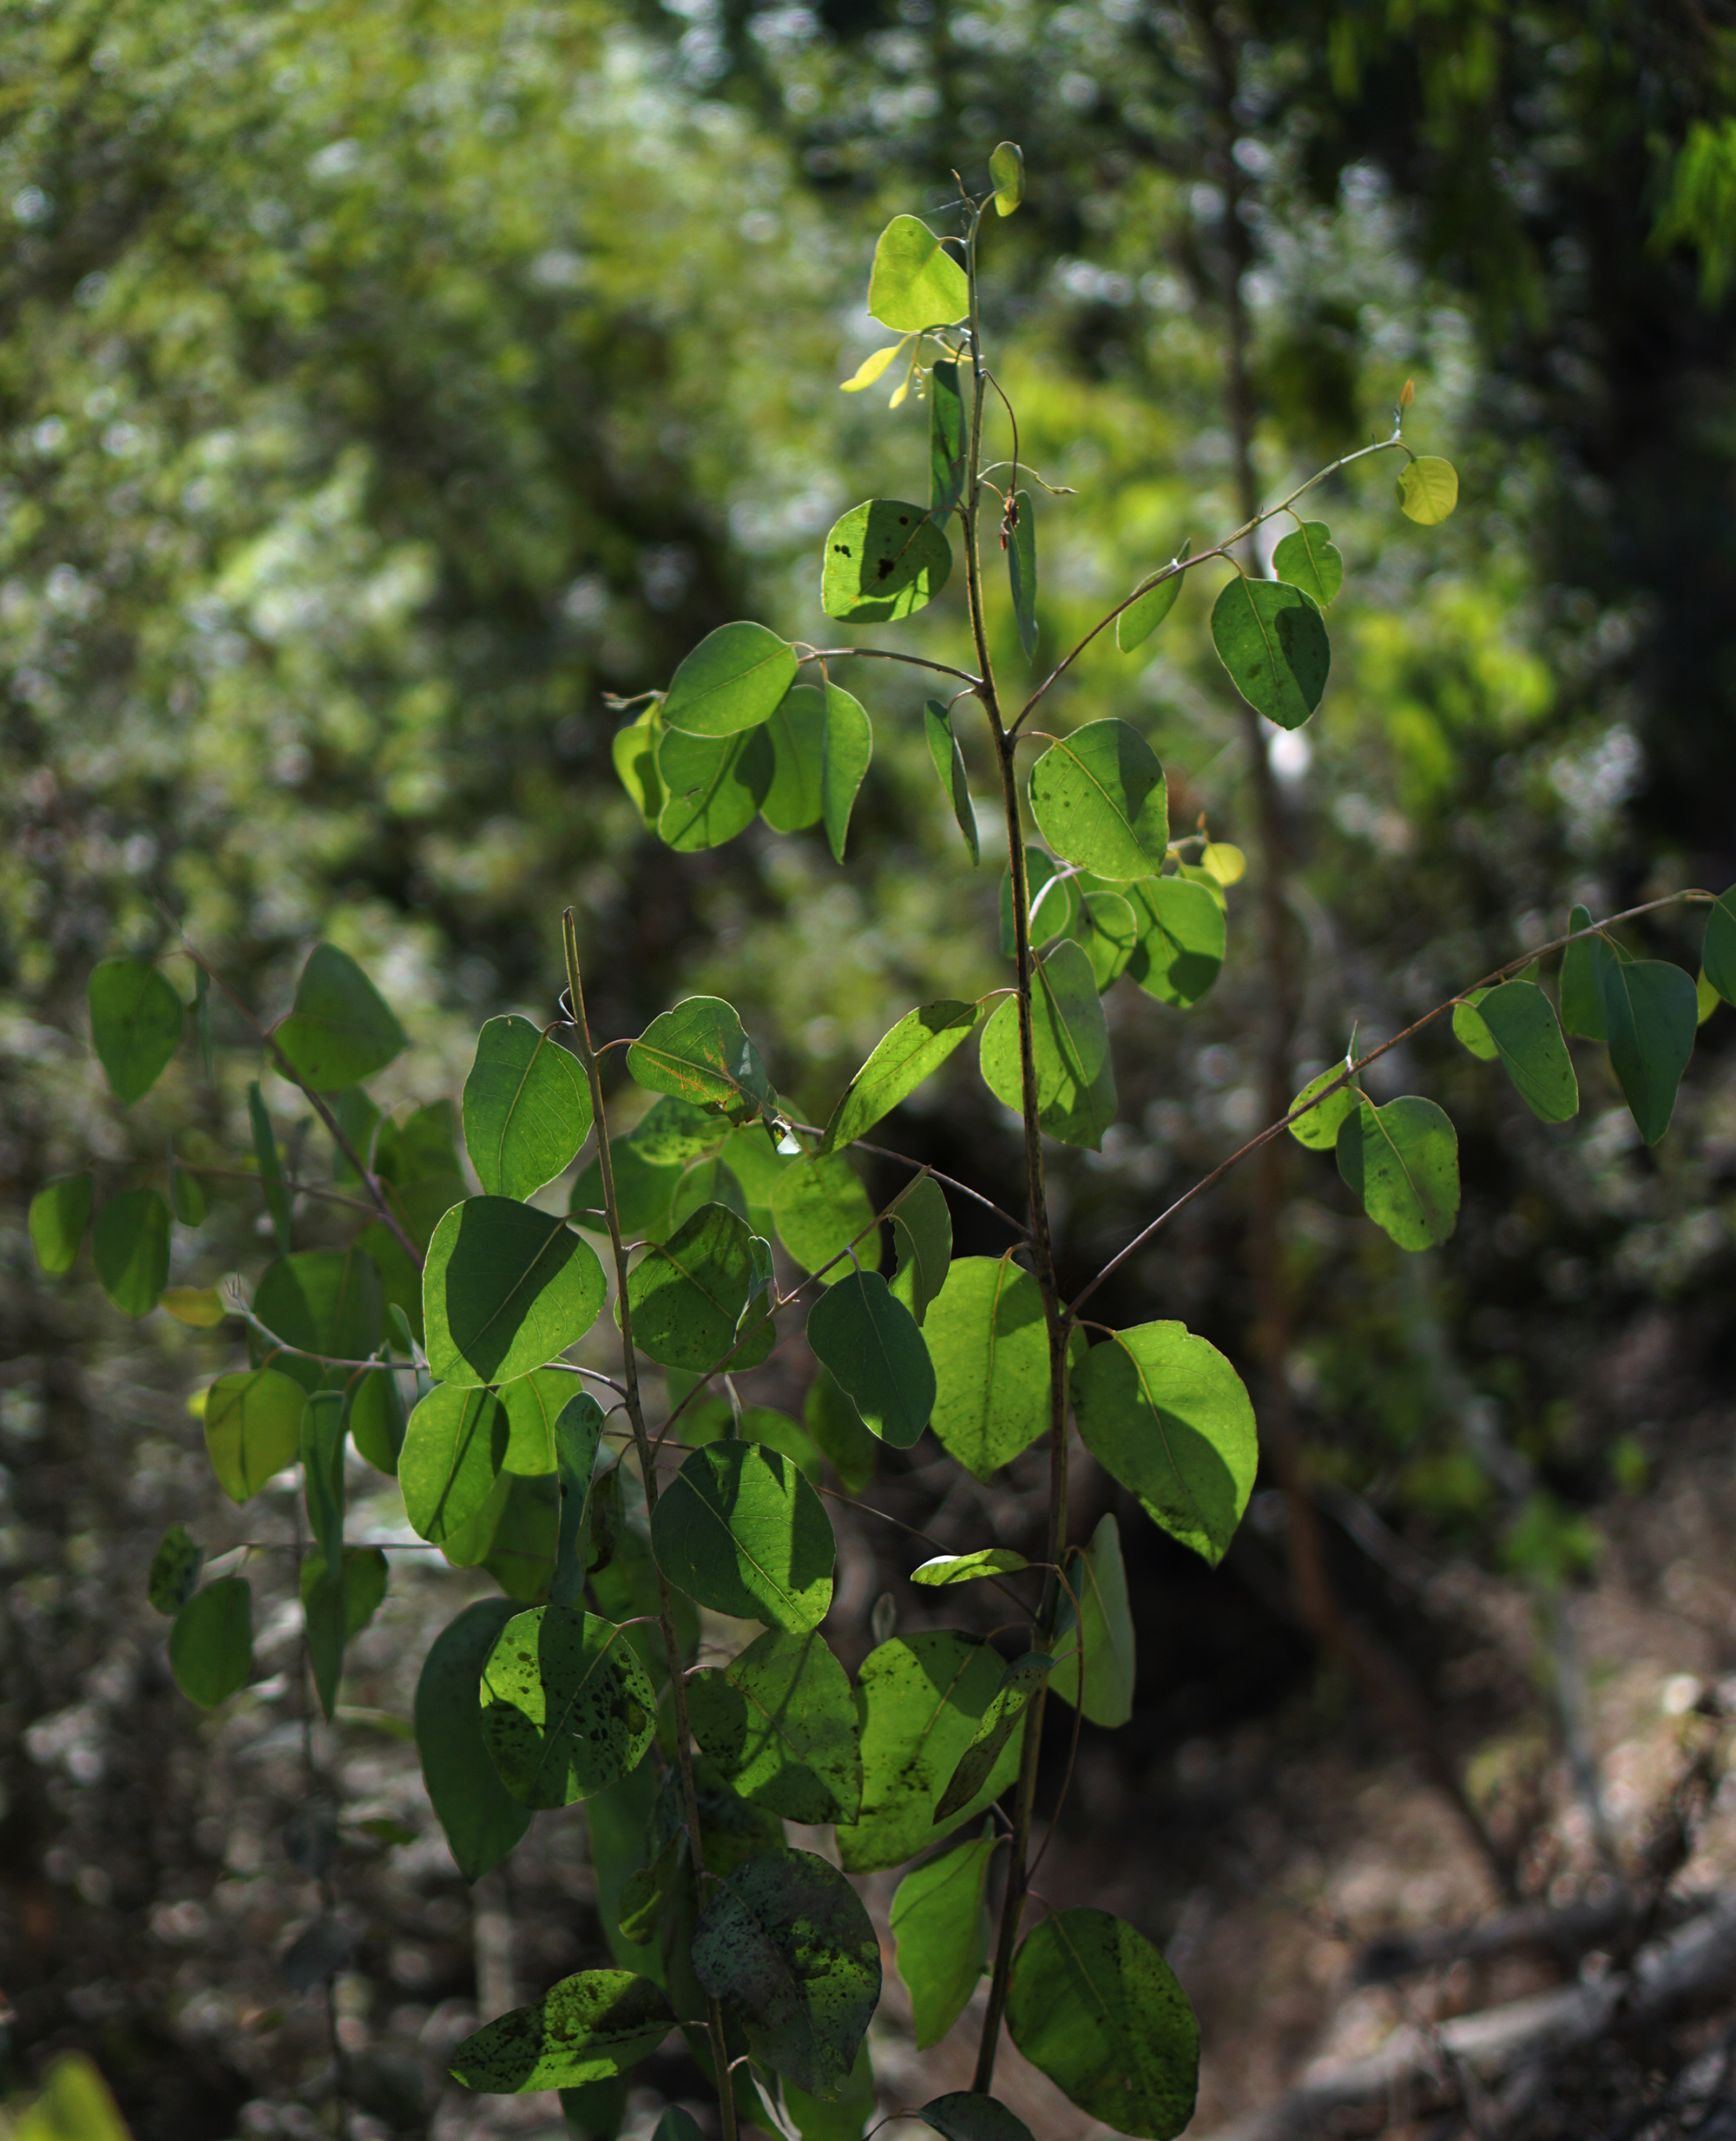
650;1440;834;1631
989;140;1023;215
1052;1512;1135;1729
979;939;1116;1150
661;620;798;738
29;1174;92;1275
1601;957;1699;1146
1029;721;1168;883
423;1197;606;1387
400;1384;510;1545
1272;521;1344;606
911;1548;1029;1587
1560;904;1620;1039
496;1365;577;1477
161;1285;225;1328
549;1392;600;1597
772;1155;882;1282
1071;1323;1257;1566
892;1824;996;2050
782;2044;876;2141
437;1467;512;1571
480;1604;658;1808
301;1545;389;1722
923;700;980;864
823;1001;983;1154
612;708;664;827
169;1578;253;1709
1335;1096;1460;1249
169;1158;207;1225
624;1201;773;1372
817;680;872;865
273;944;407;1091
248;1081;293;1256
923;1254;1049;1483
889;1173;951;1326
203;1367;306;1502
935;1651;1051;1821
1476;979;1579;1122
1700;967;1720;1024
194;964;213;1081
867;215;969;332
1115;545;1188;654
449;1971;675;2092
415;1598;531;1881
762;685;827;833
1006;1907;1198;2139
1007;491;1036;660
348;1364;407;1476
691;1845;880;2100
1002;849;1080;953
822;500;952;624
1209;576;1330;731
805;1368;878;1493
1704;889;1736;1005
617;1832;684;1945
88;959;181;1105
654;1755;784;1878
839;341;909;393
1451;990;1499;1060
918;2094;1035;2141
627;998;771;1124
837;1632;1026;1872
253;1245;385;1392
299;1387;346;1578
1397;455;1459;524
484;1472;561;1604
669;1153;748;1232
92;1187;170;1317
688;1626;864;1824
806;1272;935;1449
1073;890;1139;993
148;1523;204;1615
930;359;966;516
463;1016;593;1200
1287;1066;1357;1150
689;1400;824;1482
656;722;775;852
1124;876;1226;1007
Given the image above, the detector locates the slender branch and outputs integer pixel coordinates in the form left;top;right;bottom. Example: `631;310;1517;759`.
180;1161;381;1220
559;912;739;2141
1008;434;1406;737
807;1481;1037;1620
1069;889;1713;1318
784;1123;1029;1238
799;645;982;688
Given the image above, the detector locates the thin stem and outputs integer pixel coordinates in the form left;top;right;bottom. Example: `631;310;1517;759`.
1069;888;1713;1317
800;645;982;688
559;911;740;2141
180;1162;381;1219
807;1481;1036;1621
784;1125;1029;1238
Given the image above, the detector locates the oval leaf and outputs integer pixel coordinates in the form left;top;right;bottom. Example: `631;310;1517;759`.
92;1187;171;1317
923;1254;1049;1483
822;500;952;623
1073;889;1139;993
1124;876;1226;1008
463;1016;593;1199
687;1626;864;1825
651;1440;835;1632
923;700;980;864
772;1154;881;1282
1006;1907;1198;2140
1271;521;1344;606
1703;888;1736;1006
423;1197;606;1387
30;1174;92;1275
148;1523;204;1616
450;1969;674;2092
817;681;872;865
1286;1066;1358;1150
920;2096;1036;2141
657;721;776;853
823;1001;983;1155
1071;1322;1257;1566
892;1826;997;2051
1601;957;1699;1146
1116;546;1188;654
400;1384;510;1545
169;1577;253;1709
479;1604;658;1808
989;141;1023;216
934;1650;1051;1821
624;1200;773;1372
889;1172;952;1327
1209;576;1330;731
1335;1095;1460;1248
762;684;828;833
661;620;797;738
626;998;770;1123
867;215;969;332
806;1271;935;1449
1397;455;1458;524
273;944;407;1091
979;939;1115;1150
691;1845;881;2100
1007;489;1036;659
1052;1512;1135;1729
205;1366;307;1503
415;1598;532;1881
1029;720;1167;882
612;708;664;827
911;1548;1029;1587
89;959;182;1106
1476;978;1579;1123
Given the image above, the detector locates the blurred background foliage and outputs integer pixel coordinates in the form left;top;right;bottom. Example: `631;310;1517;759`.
6;0;1736;2124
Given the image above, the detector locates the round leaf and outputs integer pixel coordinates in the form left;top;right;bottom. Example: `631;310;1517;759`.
1124;876;1225;1008
423;1196;606;1387
923;1255;1049;1483
656;721;774;852
29;1174;92;1276
415;1598;531;1881
1071;1322;1256;1566
806;1271;935;1449
1074;890;1138;993
1005;1907;1198;2139
479;1604;658;1808
463;1015;593;1200
612;709;663;827
204;1366;307;1503
989;141;1023;216
1209;576;1330;731
892;1825;997;2050
919;2095;1036;2141
400;1384;510;1545
772;1154;881;1282
273;944;407;1091
147;1523;204;1616
687;1626;864;1824
822;1002;983;1155
1286;1066;1357;1150
449;1970;675;2092
1271;521;1344;606
89;959;182;1106
253;1245;385;1393
1335;1095;1460;1248
1476;979;1579;1123
348;1363;408;1475
1397;455;1458;524
691;1844;881;2100
168;1577;253;1709
979;939;1115;1150
1029;720;1168;882
626;998;770;1123
624;1200;773;1372
762;684;828;833
92;1187;170;1317
651;1440;835;1631
661;620;797;738
822;500;952;623
867;215;969;332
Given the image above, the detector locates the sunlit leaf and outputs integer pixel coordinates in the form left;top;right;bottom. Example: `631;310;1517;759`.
1029;720;1167;882
824;1001;982;1156
989;140;1024;216
930;359;966;516
839;341;908;392
1007;490;1036;659
656;722;774;852
29;1173;92;1275
889;1172;951;1326
688;1626;864;1824
479;1604;658;1808
1287;1065;1357;1150
819;681;872;864
923;699;980;864
1397;455;1458;524
772;1153;881;1282
463;1015;593;1200
1052;1512;1135;1728
1124;875;1226;1007
400;1384;510;1547
892;1823;996;2048
762;684;827;833
612;708;664;827
423;1197;607;1387
923;1254;1050;1482
625;1200;773;1370
1336;1096;1460;1248
1115;544;1188;654
627;998;771;1123
979;939;1116;1149
867;215;969;332
651;1439;835;1631
1271;521;1343;606
450;1970;674;2092
205;1366;306;1503
934;1650;1050;1820
661;620;797;737
1209;576;1330;730
821;500;951;623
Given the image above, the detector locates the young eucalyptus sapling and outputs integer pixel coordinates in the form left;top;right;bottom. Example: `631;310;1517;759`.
35;145;1736;2141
